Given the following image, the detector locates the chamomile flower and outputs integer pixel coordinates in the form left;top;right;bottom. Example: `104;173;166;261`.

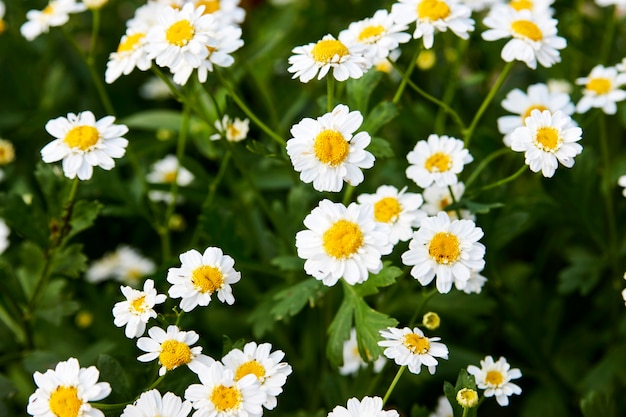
0;218;9;255
429;396;453;417
194;24;244;82
105;27;152;84
481;8;566;69
185;361;266;417
421;182;474;220
210;115;250;142
20;0;86;41
222;341;293;410
121;390;192;417
457;269;488;294
41;111;129;181
189;0;246;26
27;358;111;417
498;83;575;147
137;325;215;376
467;356;522;406
328;396;398;417
167;247;241;312
296;199;392;286
357;185;426;245
492;0;555;15
406;134;473;189
402;212;485;294
287;34;368;83
575;64;626;115
378;327;449;374
286;104;375;192
339;328;386;376
147;154;195;203
510;109;583;178
112;279;167;338
390;0;475;49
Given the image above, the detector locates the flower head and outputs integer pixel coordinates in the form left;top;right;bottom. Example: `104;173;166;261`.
188;0;246;27
112;279;167;338
422;312;440;330
456;388;478;408
467;356;522;406
105;27;152;84
0;139;15;164
339;328;386;375
120;389;192;417
194;23;244;82
378;327;449;374
327;396;398;417
421;182;474;220
575;64;626;115
20;0;86;41
146;154;195;203
86;245;156;286
211;115;250;142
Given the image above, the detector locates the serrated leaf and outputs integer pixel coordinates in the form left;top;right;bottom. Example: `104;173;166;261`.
271;279;325;320
557;248;604;295
51;244;87;279
0;193;49;247
367;137;395;159
362;101;398;135
326;294;355;367
66;200;102;241
354;263;403;297
354;297;397;361
580;391;616;417
120;110;183;131
346;70;384;113
97;354;131;398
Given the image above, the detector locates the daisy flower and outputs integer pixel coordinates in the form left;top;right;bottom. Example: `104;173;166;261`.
481;8;566;69
457;269;488;294
147;154;195;203
105;27;152;84
327;396;398;417
287;34;368;83
575;64;626;115
112;279;167;338
20;0;86;41
339;328;386;376
121;390;192;417
167;247;241;312
210;115;250;142
0;138;15;164
378;326;449;374
194;23;244;82
86;245;156;285
510;109;583;178
491;0;554;15
189;0;246;27
222;341;293;410
295;199;392;286
26;357;111;417
0;218;9;255
356;185;426;245
406;134;473;189
390;0;475;49
185;361;266;417
467;356;522;406
429;396;453;417
286;104;375;192
137;325;215;376
401;212;485;293
421;182;474;220
498;83;575;147
41;111;129;181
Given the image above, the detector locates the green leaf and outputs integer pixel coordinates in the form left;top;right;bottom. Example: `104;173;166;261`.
346;70;384;113
66;200;102;241
0;193;49;248
580;391;616;417
462;200;504;214
16;241;46;299
248;293;278;338
34;279;80;325
354;263;403;296
354;297;397;361
326;294;355;367
97;354;131;398
270;279;326;320
557;248;604;295
51;244;87;279
367;137;395;159
362;101;398;136
120;110;183;131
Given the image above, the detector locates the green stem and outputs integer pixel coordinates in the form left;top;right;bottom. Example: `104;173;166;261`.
327;76;335;113
382;365;407;405
392;43;422;104
408;288;438;326
88;8;100;62
461;407;470;417
467;164;526;198
342;184;355;206
434;39;469;134
151;66;184;102
447;185;463;220
464;147;510;189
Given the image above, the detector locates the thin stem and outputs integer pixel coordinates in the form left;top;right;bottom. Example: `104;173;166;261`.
392;43;421;104
464;147;510;189
447;185;463;220
434;39;469;134
408;287;438;326
342;184;355;206
467;164;526;198
382;365;406;405
327;76;335;113
151;66;184;102
88;8;100;62
461;407;470;417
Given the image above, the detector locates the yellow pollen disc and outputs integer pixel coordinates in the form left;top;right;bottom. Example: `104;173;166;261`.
511;20;543;41
322;220;364;259
485;370;504;386
191;265;224;294
424;152;452;173
586;77;612;95
227;124;241;139
439;197;451;211
509;0;533;11
159;339;192;370
358;25;385;42
522;105;548;122
428;232;461;265
374;197;402;223
417;0;451;21
313;129;349;166
130;296;146;313
49;386;82;417
163;171;177;183
534;126;561;152
196;0;220;13
311;39;349;63
117;33;145;53
0;20;5;34
234;360;266;381
64;126;100;151
210;385;242;412
43;4;55;15
166;20;195;47
402;333;430;354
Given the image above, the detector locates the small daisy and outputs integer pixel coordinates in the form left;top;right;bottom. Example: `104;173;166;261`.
41;111;129;181
390;0;475;49
167;246;241;312
287;34;368;83
112;279;167;338
378;327;449;374
491;0;554;15
421;182;474;220
467;355;522;406
147;154;195;203
481;8;566;69
457;268;488;294
0;218;9;255
357;185;426;245
189;0;246;26
137;325;215;376
20;0;86;41
402;212;485;293
327;396;398;417
222;341;293;410
185;361;266;417
140;76;174;100
27;357;111;417
105;27;152;84
85;245;155;286
429;396;453;417
210;115;250;142
121;390;192;417
339;328;386;376
286;104;375;192
575;64;626;115
0;138;14;164
194;24;244;82
510;109;583;178
295;199;392;286
406;134;473;189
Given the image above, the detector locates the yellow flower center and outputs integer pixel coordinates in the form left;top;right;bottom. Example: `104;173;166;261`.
374;197;402;223
509;0;533;11
0;141;15;164
402;333;430;354
485;370;504;386
159;339;192;370
166;20;195;47
521;104;548;122
191;265;224;294
234;360;266;381
428;232;461;265
533;126;561;152
196;0;220;13
210;385;242;412
322;220;364;259
64;126;100;151
117;33;145;53
43;4;55;15
417;0;451;21
311;39;349;63
163;171;178;183
586;77;612;95
48;386;82;417
313;129;349;166
227;123;242;140
439;197;451;211
425;152;452;173
511;20;543;41
0;20;5;34
358;25;385;42
125;268;144;283
130;296;146;313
